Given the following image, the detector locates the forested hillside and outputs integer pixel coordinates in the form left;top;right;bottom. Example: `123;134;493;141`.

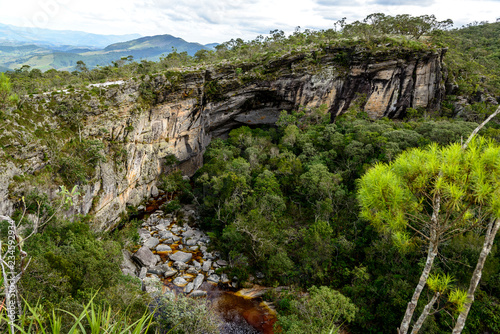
1;14;500;334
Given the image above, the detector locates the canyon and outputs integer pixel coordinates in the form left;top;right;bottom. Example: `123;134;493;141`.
0;47;447;229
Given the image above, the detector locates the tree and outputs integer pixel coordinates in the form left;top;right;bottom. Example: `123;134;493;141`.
0;73;18;112
0;186;79;334
452;106;500;333
357;136;500;334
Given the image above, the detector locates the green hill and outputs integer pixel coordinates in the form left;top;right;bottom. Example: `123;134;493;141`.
104;34;207;55
0;33;211;72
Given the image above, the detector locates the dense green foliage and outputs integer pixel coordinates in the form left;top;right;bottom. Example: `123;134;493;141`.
1;12;500;334
193;109;500;333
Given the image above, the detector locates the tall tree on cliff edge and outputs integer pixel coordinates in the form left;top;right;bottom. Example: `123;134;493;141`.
357;111;500;334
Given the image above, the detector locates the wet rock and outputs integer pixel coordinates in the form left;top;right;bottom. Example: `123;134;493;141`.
185;238;198;246
164;269;177;277
184;282;194;294
173;261;189;271
144;237;159;249
132;246;157;267
155;223;168;231
193;274;204;290
221;273;230;284
155;254;162;264
189;246;199;251
173;277;188;287
186;266;198;275
156;244;172;252
178;245;184;250
202;260;212;272
158;218;172;225
146;215;160;225
169;251;192;263
147;266;164;275
159;230;174;239
193;260;202;271
207;274;220;284
190;290;207;298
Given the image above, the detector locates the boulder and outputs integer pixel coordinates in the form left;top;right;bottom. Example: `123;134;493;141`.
147;266;164;276
138;229;151;242
193;274;204;290
202;260;212;272
139;267;147;279
169;251;192;263
164;269;177;277
192;260;202;271
207;274;220;284
151;185;159;198
221;273;230;284
186;266;198;275
159;230;174;239
144;237;159;249
132;246;157;267
120;250;137;277
156;244;172;252
173;261;189;271
173;277;188;287
185;238;198;246
184;282;194;294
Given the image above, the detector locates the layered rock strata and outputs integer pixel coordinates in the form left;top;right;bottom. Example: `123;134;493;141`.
0;47;447;229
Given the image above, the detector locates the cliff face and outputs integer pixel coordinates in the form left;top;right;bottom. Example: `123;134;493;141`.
0;48;446;229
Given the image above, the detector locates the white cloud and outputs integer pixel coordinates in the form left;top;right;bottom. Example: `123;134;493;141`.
0;0;500;44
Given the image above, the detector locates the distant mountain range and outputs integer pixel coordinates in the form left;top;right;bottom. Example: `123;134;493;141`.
0;23;217;71
0;22;141;49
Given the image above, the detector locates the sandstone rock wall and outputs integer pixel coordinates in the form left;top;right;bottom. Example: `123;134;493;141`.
0;48;447;230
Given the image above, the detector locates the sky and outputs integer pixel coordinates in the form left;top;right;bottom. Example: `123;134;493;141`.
1;0;500;44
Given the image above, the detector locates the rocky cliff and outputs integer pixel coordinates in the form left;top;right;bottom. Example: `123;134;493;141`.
0;47;447;229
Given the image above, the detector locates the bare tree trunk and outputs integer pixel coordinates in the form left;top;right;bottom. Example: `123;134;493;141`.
462;105;500;150
399;195;441;334
0;216;18;334
452;219;500;334
399;237;439;334
411;292;440;334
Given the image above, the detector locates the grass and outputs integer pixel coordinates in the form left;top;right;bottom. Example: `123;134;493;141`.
0;294;154;334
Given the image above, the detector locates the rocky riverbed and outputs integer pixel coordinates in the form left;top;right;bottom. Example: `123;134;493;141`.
120;202;276;333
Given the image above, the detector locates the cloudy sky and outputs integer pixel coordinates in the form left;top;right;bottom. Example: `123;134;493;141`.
1;0;500;44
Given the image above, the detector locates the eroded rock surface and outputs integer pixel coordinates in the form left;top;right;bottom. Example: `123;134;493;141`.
0;48;447;229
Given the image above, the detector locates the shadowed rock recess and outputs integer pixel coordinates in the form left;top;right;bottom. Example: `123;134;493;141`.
0;48;446;229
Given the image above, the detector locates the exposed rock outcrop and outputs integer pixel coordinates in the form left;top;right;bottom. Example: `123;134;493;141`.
0;48;447;229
